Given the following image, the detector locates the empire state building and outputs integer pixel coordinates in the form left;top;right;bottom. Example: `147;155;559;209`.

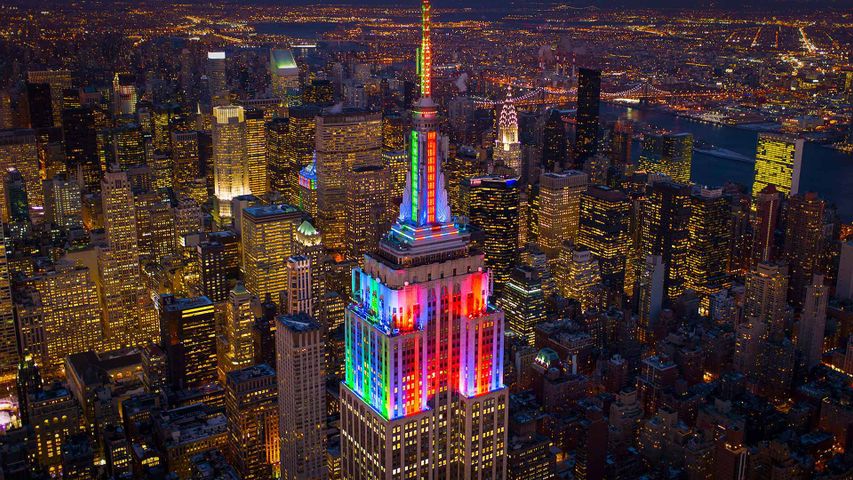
338;1;508;478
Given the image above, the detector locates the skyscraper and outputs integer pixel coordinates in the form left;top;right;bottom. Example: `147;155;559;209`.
575;67;601;166
501;266;546;345
345;164;393;262
62;107;100;191
578;185;630;293
463;176;520;295
637;255;665;345
225;364;279;480
743;262;789;334
798;274;827;369
0;228;15;389
640;179;691;302
494;89;522;176
208;52;228;107
783;192;825;307
752;133;803;200
638;133;693;184
218;284;257;379
838;241;853;301
212;105;248;220
27;260;103;373
245;108;268;196
26;70;72;127
43;176;83;229
270;49;300;104
157;294;217;389
315;109;383;253
0;129;42;221
686;187;732;314
171;130;201;194
284;255;313;316
751;185;782;265
197;231;240;303
537;170;588;258
241;204;302;300
267;106;319;205
277;314;326;480
97;170;146;346
542;109;567;172
25;82;53;129
339;4;507;477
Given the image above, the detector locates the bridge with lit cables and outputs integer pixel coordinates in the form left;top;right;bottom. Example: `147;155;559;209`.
471;82;732;107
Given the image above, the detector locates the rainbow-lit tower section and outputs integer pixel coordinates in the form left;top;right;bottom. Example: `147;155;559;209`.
339;1;508;478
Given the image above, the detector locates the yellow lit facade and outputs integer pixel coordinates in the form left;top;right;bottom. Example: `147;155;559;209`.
218;284;256;380
686;187;732;315
212;105;248;219
537;170;588;258
245;108;268;197
241;204;301;300
315;110;383;253
751;133;803;200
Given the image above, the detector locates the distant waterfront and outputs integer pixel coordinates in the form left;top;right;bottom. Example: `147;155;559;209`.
602;104;853;221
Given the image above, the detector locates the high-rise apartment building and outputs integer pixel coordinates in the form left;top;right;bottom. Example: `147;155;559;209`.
638;133;693;184
637;255;665;343
752;133;803;199
315;109;383;253
241;204;302;300
339;6;507;477
213;105;248;220
62;107;100;191
277;313;326;480
542;109;567;172
537;170;588;258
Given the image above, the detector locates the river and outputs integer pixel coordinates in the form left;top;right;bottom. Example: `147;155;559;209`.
600;104;853;221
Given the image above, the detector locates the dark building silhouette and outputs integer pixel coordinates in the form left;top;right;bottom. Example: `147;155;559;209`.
574;67;601;167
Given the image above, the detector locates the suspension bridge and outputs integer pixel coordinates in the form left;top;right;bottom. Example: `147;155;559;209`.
471;82;731;107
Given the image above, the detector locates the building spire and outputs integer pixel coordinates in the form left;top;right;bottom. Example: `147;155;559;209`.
419;0;432;99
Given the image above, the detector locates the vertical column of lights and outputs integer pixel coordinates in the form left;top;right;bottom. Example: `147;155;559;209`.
427;131;437;224
411;131;419;222
420;0;432;98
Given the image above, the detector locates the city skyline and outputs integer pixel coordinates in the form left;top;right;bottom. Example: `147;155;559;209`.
0;0;850;478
